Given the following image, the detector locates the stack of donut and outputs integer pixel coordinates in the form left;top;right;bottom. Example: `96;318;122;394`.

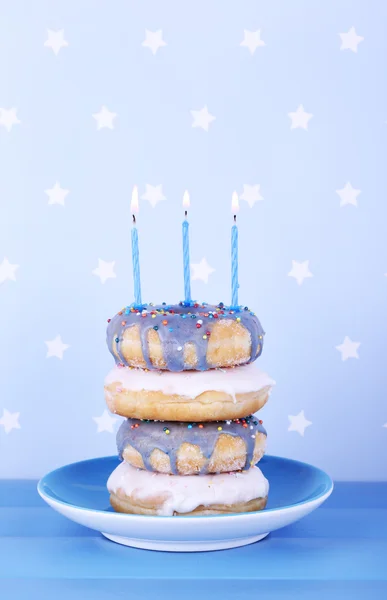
105;301;275;516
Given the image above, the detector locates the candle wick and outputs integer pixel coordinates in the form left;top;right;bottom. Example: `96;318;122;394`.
184;210;188;218
132;214;136;225
233;214;237;223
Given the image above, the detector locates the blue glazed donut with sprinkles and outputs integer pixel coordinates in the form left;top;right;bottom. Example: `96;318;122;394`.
106;301;264;372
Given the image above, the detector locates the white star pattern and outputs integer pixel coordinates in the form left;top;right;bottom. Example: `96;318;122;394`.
93;106;117;130
141;184;166;208
44;29;68;55
0;258;19;284
0;108;21;132
45;182;69;206
288;105;313;130
336;182;361;207
240;184;263;208
288;260;313;285
288;410;312;436
336;336;360;361
93;410;117;433
142;30;167;55
240;30;265;55
191;258;215;283
45;335;70;359
92;259;116;284
0;409;21;434
191;106;216;132
339;27;364;53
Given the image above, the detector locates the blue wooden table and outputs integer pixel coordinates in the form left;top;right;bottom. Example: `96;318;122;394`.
1;481;386;599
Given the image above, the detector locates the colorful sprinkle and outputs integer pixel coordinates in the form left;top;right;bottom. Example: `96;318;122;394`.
202;334;207;340
153;325;159;331
162;320;168;326
217;426;222;431
187;424;193;429
115;337;119;343
198;424;204;429
236;317;241;322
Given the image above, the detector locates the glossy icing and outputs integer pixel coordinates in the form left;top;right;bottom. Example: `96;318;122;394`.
117;416;266;474
107;461;269;516
105;362;275;401
106;301;265;372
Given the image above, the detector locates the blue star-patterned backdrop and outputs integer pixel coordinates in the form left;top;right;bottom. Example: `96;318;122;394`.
1;0;386;480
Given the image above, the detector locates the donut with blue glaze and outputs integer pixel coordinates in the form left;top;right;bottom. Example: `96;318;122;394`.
117;416;267;476
106;302;264;372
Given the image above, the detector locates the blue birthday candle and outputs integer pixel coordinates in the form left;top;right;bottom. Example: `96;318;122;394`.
182;190;191;303
231;191;239;307
131;186;142;306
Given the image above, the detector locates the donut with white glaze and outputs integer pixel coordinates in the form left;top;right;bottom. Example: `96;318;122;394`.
108;461;269;516
104;362;274;421
106;302;264;372
117;416;267;475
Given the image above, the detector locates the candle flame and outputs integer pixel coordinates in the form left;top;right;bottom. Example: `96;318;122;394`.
131;185;139;215
231;191;239;215
183;190;190;209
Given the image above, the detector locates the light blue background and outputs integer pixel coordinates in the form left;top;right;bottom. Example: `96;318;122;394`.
1;0;386;480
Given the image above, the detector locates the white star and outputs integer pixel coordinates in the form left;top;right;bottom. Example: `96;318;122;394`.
0;258;19;284
0;409;21;434
93;106;117;130
288;260;313;285
336;336;360;361
142;29;167;55
240;184;263;208
92;259;116;284
93;410;117;433
44;29;68;55
288;410;312;436
191;258;215;283
141;184;166;208
383;423;387;429
336;182;361;207
240;30;265;55
339;27;364;53
0;108;21;132
45;182;69;206
45;335;70;359
191;106;216;132
288;105;313;130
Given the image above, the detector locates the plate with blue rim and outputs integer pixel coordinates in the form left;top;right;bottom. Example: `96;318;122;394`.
38;454;333;552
